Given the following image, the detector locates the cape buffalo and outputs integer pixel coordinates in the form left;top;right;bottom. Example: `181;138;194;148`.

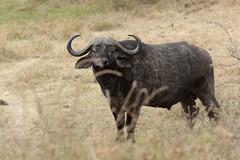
67;35;220;142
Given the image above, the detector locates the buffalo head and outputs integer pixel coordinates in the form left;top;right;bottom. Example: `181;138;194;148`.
67;35;142;71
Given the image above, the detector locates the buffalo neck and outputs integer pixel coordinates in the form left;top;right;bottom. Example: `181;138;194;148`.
93;67;134;98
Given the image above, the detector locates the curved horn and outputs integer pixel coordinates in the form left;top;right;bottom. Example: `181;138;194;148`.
113;34;142;56
67;35;92;57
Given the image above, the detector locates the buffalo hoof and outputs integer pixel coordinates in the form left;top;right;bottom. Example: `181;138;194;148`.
115;130;124;142
188;118;197;129
209;114;219;127
126;133;135;143
208;108;220;127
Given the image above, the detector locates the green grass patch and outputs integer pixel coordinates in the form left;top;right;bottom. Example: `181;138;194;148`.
0;0;107;24
0;0;167;24
47;4;104;19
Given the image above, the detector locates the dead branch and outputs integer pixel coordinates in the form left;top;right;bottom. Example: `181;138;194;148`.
209;21;240;61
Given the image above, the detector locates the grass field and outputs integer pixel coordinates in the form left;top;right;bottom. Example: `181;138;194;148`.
0;0;240;159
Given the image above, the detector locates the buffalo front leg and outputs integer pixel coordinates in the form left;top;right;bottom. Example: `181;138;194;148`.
126;106;141;142
181;95;199;129
111;105;125;142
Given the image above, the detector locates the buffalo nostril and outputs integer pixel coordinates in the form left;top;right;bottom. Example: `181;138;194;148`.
102;59;109;66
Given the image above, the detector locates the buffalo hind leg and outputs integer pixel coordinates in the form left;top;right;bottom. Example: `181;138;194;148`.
198;93;220;125
126;106;141;143
111;104;125;142
181;95;199;128
194;74;220;125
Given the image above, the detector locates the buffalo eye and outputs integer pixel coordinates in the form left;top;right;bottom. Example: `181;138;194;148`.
109;50;115;55
117;54;126;60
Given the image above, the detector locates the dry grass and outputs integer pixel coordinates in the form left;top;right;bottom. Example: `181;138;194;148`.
0;0;240;160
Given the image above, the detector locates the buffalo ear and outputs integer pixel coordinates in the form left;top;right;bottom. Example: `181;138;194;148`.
75;55;92;69
116;54;132;68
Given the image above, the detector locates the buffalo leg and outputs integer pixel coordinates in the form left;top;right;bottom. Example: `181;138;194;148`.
111;104;125;141
181;95;199;128
126;106;141;142
195;74;220;124
198;93;220;124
